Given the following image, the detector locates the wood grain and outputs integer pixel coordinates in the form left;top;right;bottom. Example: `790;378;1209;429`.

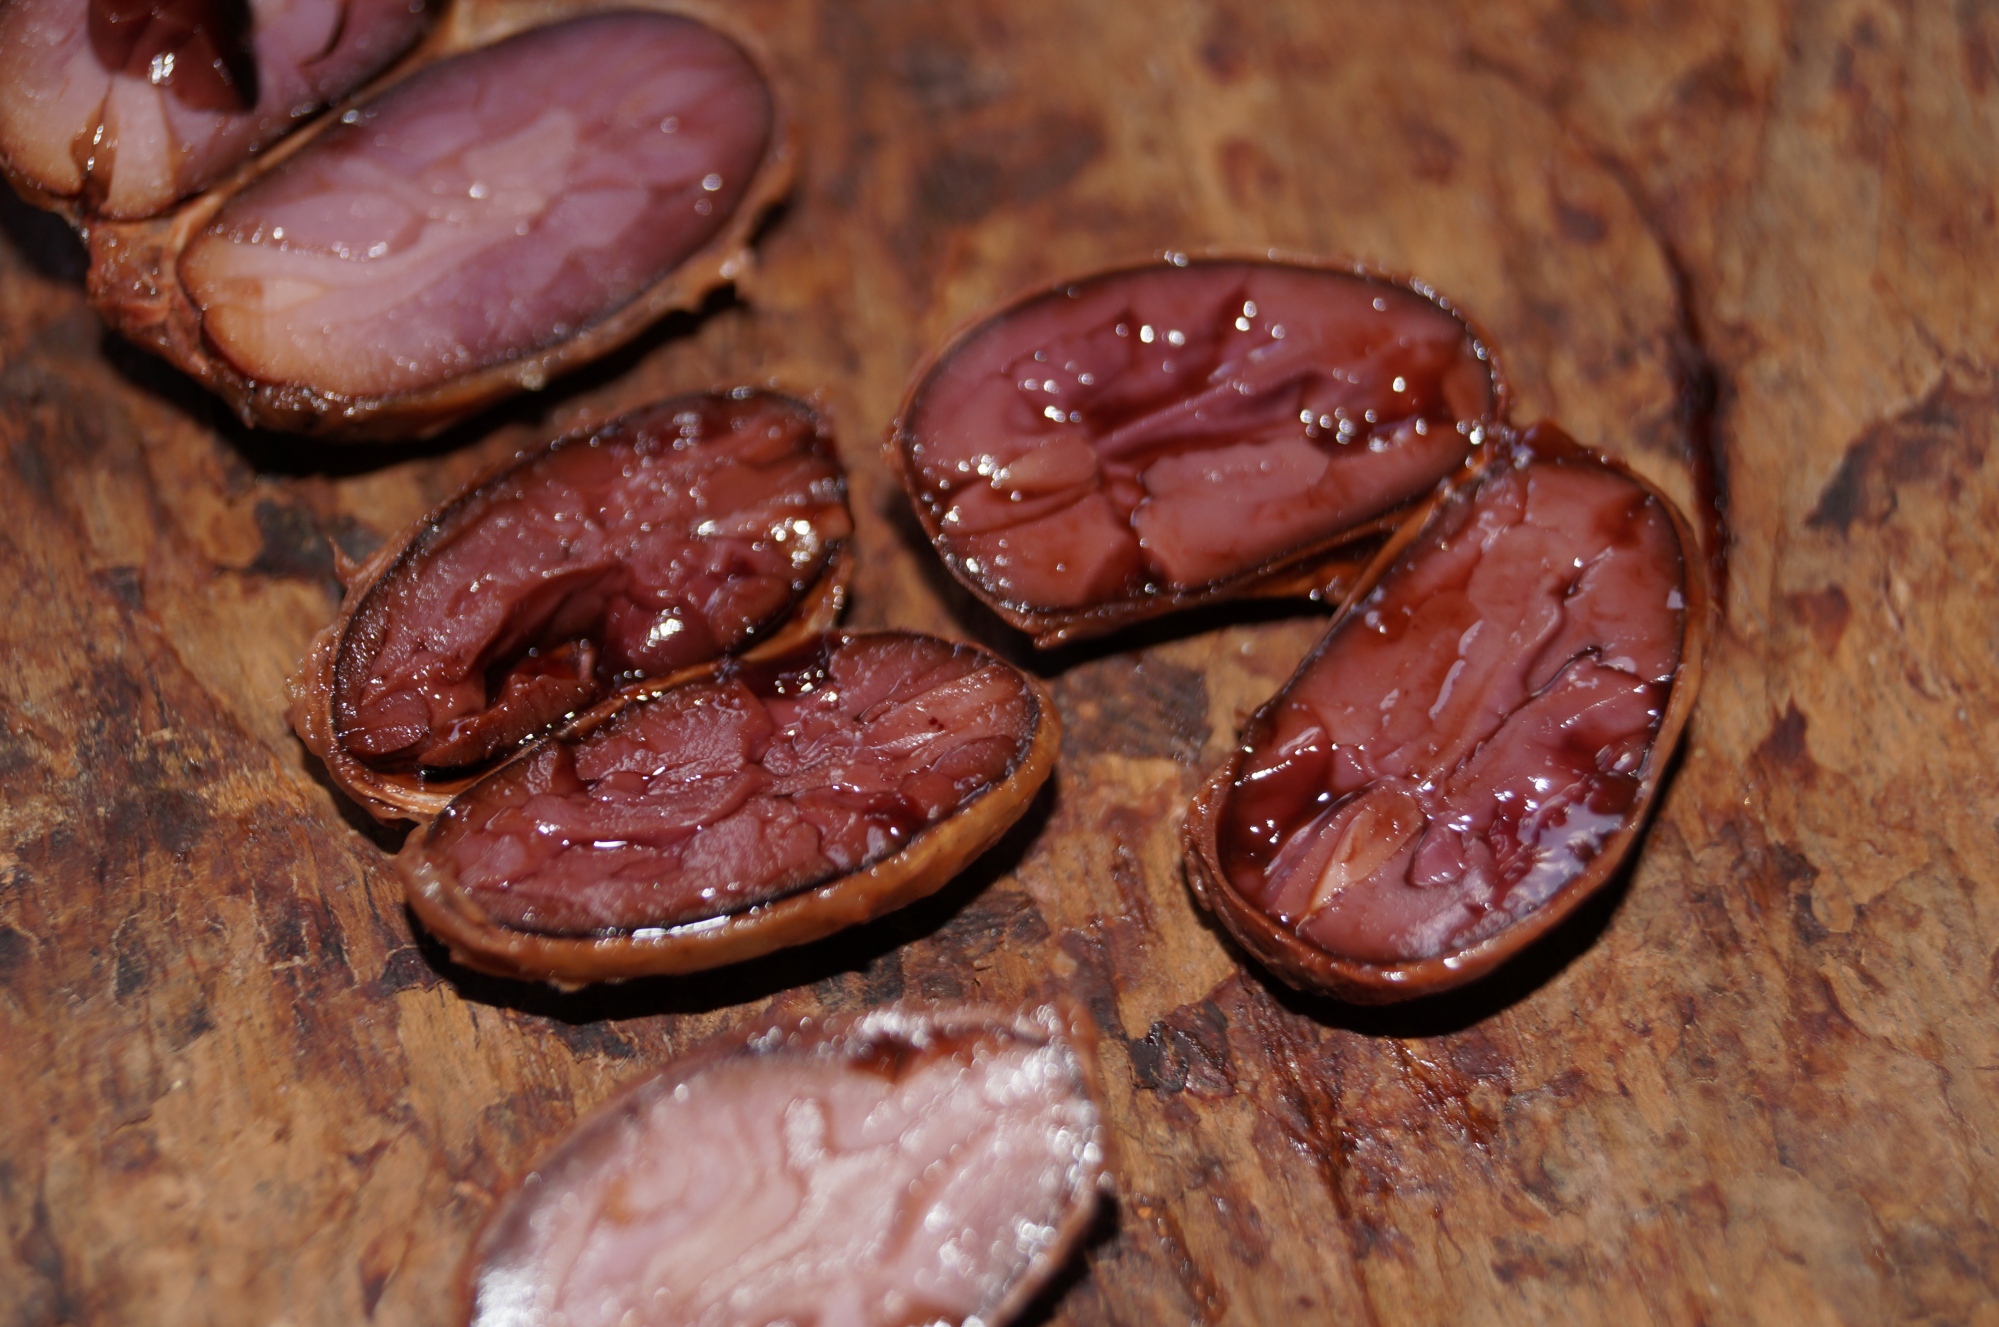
2;1;1995;1323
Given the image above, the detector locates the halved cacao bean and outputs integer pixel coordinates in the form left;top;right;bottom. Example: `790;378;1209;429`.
1184;425;1709;1002
289;391;851;824
87;7;792;438
398;631;1059;984
888;257;1505;646
464;1002;1110;1327
0;0;434;221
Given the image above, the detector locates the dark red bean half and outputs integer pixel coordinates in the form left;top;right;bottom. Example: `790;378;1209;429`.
88;9;792;437
399;632;1059;984
464;1003;1110;1327
289;391;851;824
0;0;432;219
889;257;1504;645
1185;426;1709;1002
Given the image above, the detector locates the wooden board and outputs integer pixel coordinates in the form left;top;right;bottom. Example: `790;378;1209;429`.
3;0;1996;1322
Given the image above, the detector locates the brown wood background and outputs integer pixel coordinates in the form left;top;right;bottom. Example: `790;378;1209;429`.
3;1;1996;1322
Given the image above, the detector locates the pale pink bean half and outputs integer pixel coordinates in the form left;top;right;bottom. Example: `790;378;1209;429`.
466;1005;1109;1327
0;0;431;219
180;11;773;400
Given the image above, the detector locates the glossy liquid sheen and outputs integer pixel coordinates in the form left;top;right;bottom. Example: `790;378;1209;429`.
428;635;1035;935
1219;446;1686;963
333;394;848;775
901;261;1498;612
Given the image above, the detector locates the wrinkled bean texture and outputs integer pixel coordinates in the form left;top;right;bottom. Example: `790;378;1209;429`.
428;634;1036;935
0;0;430;218
1218;448;1686;963
331;393;848;776
469;1008;1105;1327
897;261;1498;615
179;11;773;398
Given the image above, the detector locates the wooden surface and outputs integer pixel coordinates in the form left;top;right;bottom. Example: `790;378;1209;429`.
2;1;1995;1322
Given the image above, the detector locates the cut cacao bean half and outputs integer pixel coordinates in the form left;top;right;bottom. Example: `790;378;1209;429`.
86;7;792;438
0;0;434;221
1184;425;1709;1002
289;390;851;824
464;1002;1110;1327
398;630;1059;984
888;256;1505;646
